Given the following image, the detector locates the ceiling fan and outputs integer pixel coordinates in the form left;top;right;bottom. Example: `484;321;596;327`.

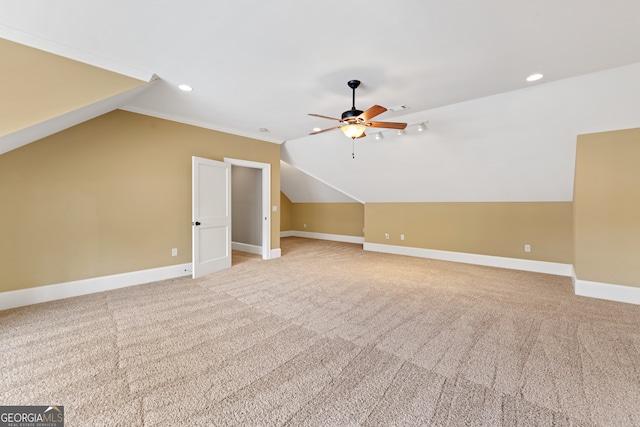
309;80;407;140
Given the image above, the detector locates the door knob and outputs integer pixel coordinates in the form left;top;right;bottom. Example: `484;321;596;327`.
192;221;201;226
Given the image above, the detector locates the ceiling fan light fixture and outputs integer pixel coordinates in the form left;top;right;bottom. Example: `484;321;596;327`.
308;80;407;148
341;124;367;139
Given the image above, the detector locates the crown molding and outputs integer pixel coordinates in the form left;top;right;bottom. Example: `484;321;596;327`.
0;23;154;82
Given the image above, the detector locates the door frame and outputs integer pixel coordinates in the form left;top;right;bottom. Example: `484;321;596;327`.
224;157;272;260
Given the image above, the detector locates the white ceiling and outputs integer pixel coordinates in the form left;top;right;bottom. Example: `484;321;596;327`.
282;62;640;202
2;0;640;202
2;0;640;143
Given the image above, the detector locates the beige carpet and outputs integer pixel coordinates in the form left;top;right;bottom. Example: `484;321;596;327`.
2;237;640;426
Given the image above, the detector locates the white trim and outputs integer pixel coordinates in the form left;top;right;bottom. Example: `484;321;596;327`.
224;158;272;260
0;263;191;311
270;248;282;259
282;231;365;245
0;23;155;82
364;243;573;276
232;242;263;255
573;277;640;306
0;82;156;156
123;106;283;144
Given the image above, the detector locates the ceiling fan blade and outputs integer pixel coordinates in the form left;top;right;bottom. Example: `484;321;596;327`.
366;121;407;130
308;113;342;122
358;105;387;121
309;126;341;135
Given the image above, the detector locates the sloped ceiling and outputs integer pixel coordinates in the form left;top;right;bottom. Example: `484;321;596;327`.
280;161;358;203
282;63;640;202
2;1;640;202
0;39;153;155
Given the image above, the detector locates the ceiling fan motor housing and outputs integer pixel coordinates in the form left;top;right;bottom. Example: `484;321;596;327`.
341;109;363;120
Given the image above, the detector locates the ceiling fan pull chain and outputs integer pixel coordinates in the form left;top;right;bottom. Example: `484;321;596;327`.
352;140;355;159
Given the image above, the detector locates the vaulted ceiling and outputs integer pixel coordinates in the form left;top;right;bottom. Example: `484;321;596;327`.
2;1;640;203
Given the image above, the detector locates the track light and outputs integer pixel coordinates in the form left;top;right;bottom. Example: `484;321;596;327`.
417;122;425;132
397;129;404;136
375;132;383;140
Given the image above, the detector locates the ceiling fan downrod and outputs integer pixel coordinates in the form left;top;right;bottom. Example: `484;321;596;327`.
348;80;360;111
343;80;363;120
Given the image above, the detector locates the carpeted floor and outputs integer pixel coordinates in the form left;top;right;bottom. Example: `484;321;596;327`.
2;237;640;426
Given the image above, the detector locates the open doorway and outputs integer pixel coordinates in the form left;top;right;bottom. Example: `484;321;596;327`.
231;166;262;255
224;158;271;260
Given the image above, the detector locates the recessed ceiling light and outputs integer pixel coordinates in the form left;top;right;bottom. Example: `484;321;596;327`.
312;127;322;132
259;128;270;132
178;84;193;91
526;73;543;82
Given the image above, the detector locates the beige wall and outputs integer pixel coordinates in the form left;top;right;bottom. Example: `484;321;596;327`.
574;128;640;288
365;202;573;264
1;39;146;136
290;203;364;237
0;110;280;292
280;192;293;231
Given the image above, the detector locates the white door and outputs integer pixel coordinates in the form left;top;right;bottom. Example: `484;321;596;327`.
192;156;231;278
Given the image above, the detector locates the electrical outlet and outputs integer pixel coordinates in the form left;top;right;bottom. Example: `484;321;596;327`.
400;234;405;241
524;244;531;253
303;223;306;228
385;232;390;239
171;248;178;256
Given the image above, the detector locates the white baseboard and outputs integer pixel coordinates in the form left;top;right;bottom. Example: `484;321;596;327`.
232;241;263;255
281;231;364;244
573;277;640;305
231;242;281;260
0;263;191;311
364;242;573;277
270;248;282;259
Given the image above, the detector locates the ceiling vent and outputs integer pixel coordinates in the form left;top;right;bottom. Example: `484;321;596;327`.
388;104;408;112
